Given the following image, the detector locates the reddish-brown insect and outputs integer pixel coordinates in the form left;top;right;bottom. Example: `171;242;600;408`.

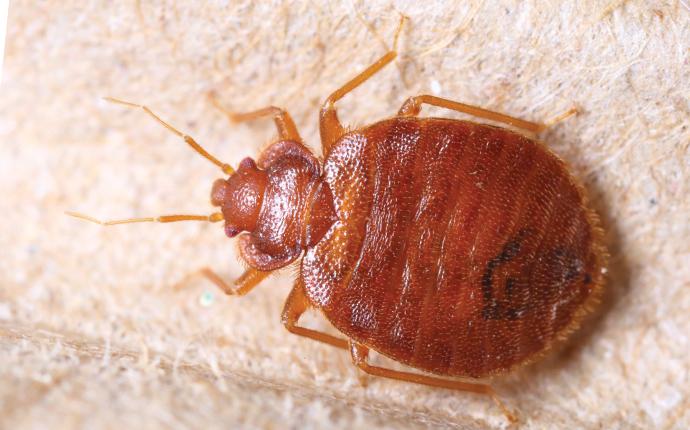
69;18;606;422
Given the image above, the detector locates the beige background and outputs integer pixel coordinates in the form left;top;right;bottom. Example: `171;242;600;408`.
1;1;688;429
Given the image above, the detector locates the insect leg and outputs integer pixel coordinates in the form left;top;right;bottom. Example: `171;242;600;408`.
281;280;349;350
170;265;273;297
319;15;407;156
208;267;272;296
208;95;302;142
398;94;578;134
349;342;517;423
173;266;271;296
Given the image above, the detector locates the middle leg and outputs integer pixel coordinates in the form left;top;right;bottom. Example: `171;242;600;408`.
349;341;517;423
281;280;349;350
398;94;578;134
319;15;407;156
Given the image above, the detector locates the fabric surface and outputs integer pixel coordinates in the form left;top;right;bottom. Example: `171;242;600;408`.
1;1;688;429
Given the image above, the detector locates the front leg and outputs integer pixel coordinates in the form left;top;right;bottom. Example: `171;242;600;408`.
203;267;271;296
208;94;303;143
176;266;271;296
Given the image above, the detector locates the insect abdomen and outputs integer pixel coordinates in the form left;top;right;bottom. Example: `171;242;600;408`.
302;117;604;378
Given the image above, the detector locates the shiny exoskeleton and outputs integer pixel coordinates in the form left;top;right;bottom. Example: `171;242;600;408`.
75;19;607;422
300;117;604;378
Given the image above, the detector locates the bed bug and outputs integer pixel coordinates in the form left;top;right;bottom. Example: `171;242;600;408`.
68;17;607;422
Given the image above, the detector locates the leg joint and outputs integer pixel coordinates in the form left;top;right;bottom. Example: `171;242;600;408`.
349;342;369;367
398;95;424;116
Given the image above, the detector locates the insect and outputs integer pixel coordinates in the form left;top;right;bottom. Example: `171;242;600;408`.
69;17;606;422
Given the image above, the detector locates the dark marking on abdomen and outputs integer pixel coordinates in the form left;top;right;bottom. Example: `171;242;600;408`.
481;229;532;320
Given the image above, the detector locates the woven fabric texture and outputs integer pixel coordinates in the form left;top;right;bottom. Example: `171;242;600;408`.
1;1;688;429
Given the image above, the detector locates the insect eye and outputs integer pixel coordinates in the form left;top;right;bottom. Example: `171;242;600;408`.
239;157;257;171
224;224;241;238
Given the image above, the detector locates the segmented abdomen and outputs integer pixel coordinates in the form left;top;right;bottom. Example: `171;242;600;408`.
301;117;604;378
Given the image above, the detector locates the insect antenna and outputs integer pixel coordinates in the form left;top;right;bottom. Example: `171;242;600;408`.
103;97;235;175
65;211;224;226
68;98;234;227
